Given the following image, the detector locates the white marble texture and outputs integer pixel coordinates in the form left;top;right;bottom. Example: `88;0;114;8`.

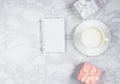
0;0;120;84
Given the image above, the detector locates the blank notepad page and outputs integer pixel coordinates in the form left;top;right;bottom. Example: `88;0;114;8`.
42;18;65;52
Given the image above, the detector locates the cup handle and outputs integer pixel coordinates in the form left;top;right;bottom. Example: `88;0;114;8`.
104;38;109;42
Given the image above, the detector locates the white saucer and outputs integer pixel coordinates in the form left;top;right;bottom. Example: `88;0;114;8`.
73;19;111;56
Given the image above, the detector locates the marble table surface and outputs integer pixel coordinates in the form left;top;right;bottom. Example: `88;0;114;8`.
0;0;120;84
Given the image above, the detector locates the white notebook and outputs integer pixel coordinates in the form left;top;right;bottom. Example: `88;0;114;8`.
42;18;65;52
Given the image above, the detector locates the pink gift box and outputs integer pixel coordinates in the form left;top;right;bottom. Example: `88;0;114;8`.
77;62;102;84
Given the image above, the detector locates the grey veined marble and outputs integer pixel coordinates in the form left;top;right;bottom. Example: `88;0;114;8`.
0;0;120;84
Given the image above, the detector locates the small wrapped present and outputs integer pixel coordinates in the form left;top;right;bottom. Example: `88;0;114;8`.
74;0;99;18
77;62;102;84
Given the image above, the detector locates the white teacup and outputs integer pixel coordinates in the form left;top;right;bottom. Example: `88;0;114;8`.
81;27;109;48
73;20;111;56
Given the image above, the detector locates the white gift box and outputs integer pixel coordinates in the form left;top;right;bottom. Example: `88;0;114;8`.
74;0;99;18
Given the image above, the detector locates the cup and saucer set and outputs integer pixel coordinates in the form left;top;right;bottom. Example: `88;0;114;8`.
73;19;111;56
